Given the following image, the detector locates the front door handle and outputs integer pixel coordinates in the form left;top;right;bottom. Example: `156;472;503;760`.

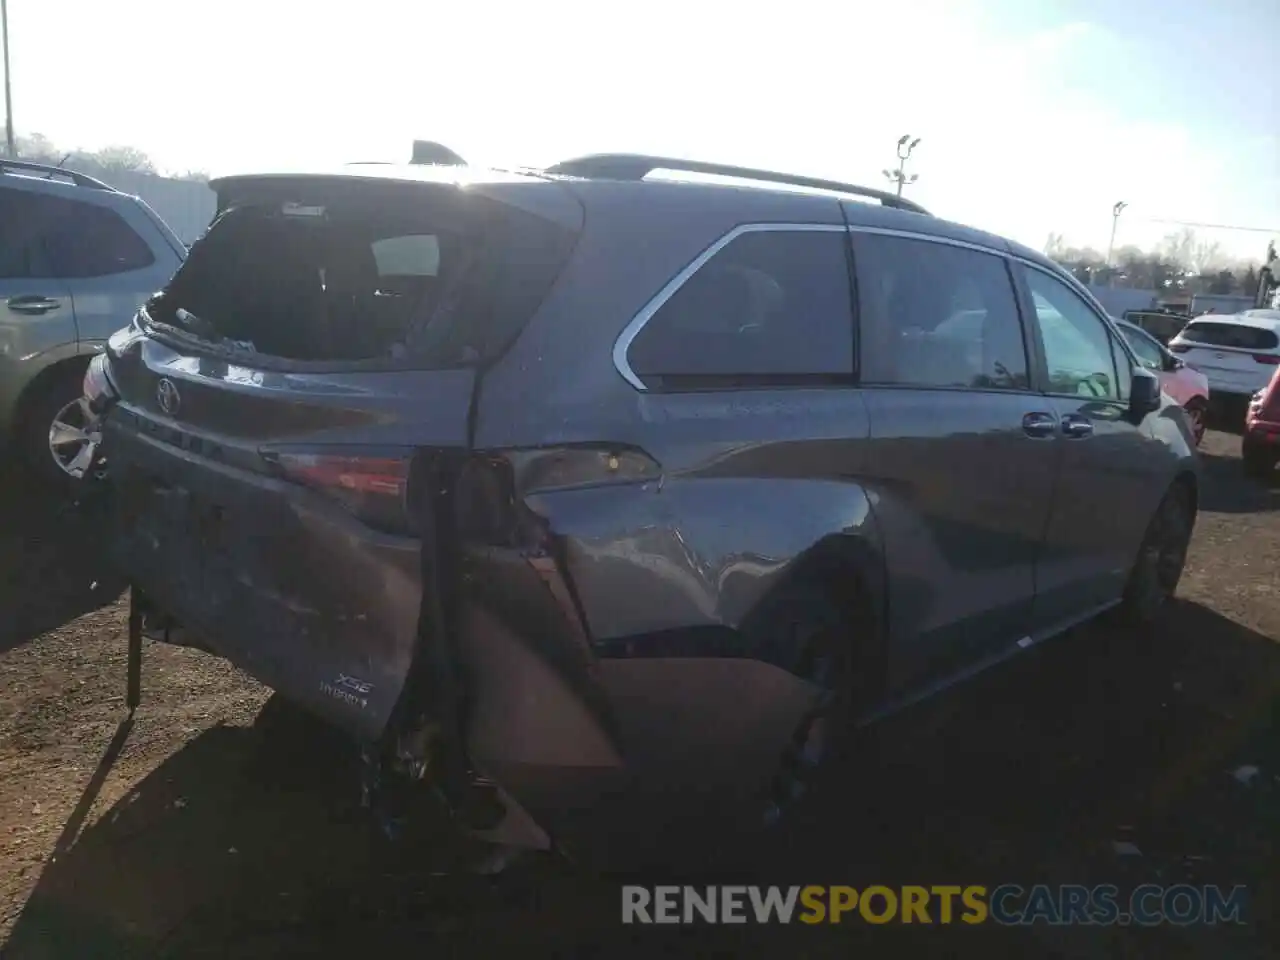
1061;414;1094;438
1022;412;1057;438
6;295;62;315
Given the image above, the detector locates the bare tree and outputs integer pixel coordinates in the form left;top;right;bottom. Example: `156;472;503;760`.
1159;227;1197;271
0;131;199;177
88;145;156;174
1190;237;1225;275
1044;232;1068;259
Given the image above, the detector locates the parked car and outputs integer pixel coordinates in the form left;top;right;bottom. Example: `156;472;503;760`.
1122;309;1190;346
1243;364;1280;481
89;155;1200;862
1113;318;1210;444
0;159;185;485
1167;313;1280;404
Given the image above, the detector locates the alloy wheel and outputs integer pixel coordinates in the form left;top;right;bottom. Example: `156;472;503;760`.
47;396;103;480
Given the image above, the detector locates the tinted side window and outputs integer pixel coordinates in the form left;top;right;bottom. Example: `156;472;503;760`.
852;233;1029;390
46;199;155;278
627;229;854;386
0;190;58;279
1023;268;1123;400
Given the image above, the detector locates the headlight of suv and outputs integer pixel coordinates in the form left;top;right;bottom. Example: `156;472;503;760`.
83;353;118;415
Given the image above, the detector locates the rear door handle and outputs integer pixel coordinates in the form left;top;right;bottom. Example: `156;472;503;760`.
1061;414;1094;438
1022;412;1057;438
6;295;62;315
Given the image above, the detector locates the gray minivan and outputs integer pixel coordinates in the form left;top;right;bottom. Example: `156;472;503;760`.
91;155;1200;861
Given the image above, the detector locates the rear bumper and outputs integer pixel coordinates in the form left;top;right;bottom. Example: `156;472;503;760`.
105;414;423;744
103;414;821;849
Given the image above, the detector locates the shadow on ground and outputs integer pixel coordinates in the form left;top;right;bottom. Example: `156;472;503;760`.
5;601;1277;958
0;467;125;654
1195;449;1280;514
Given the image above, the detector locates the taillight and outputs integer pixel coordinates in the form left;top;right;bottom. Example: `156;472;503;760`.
260;446;412;534
1170;344;1190;354
1253;354;1280;365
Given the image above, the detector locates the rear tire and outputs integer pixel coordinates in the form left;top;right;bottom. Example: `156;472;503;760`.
1115;483;1193;628
742;582;863;847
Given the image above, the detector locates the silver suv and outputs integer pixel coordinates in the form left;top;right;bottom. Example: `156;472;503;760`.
0;159;185;484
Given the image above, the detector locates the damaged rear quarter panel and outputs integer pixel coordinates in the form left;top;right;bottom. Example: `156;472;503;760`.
464;384;884;809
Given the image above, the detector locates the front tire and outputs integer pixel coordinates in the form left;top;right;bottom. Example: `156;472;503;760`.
1184;398;1207;446
17;364;102;491
1116;483;1194;627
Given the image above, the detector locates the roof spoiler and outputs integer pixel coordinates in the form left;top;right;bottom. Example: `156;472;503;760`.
544;153;930;215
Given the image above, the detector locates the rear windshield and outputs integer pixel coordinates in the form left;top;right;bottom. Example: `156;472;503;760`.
145;186;579;365
1179;321;1279;351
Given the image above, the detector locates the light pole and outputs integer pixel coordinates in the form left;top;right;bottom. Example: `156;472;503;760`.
883;134;921;197
1106;200;1128;267
1;0;13;157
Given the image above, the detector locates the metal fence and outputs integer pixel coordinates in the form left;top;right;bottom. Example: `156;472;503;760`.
99;171;217;246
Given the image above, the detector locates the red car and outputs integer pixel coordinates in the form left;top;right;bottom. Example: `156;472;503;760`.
1243;364;1280;480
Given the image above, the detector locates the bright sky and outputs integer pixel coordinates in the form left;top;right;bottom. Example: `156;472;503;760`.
6;0;1278;260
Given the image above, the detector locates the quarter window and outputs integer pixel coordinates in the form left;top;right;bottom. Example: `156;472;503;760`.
371;234;440;277
626;229;854;387
1023;268;1124;400
852;233;1029;390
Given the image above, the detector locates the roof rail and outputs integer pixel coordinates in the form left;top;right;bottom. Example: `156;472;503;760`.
544;153;930;215
0;158;116;191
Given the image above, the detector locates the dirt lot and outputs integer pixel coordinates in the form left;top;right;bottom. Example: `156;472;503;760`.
1;428;1277;958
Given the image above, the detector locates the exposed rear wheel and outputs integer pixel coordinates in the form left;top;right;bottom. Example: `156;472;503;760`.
743;583;859;834
1116;484;1193;627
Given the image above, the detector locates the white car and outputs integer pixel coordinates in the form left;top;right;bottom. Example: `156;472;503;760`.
1168;313;1280;400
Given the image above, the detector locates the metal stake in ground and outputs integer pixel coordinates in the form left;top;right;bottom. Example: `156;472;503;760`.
127;586;143;711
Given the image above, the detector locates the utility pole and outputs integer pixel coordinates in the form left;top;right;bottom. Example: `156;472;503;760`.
1106;200;1128;267
1;0;13;157
883;134;921;197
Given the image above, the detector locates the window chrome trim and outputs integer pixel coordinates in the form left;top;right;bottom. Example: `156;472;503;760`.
843;224;1006;259
612;222;846;391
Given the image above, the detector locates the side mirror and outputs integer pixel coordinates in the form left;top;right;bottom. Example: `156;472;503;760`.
1163;353;1182;372
1130;367;1162;418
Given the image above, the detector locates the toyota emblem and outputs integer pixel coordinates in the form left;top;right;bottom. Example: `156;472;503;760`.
156;378;181;416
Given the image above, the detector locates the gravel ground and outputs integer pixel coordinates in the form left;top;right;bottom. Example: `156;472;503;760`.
0;427;1276;959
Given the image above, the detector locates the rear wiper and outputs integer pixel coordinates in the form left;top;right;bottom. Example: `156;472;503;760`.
173;307;221;341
